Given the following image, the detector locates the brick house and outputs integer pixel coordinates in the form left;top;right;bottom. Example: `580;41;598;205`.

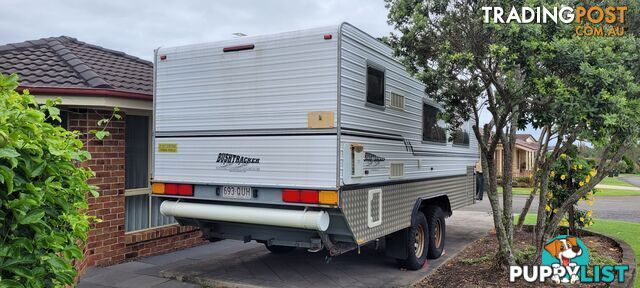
0;36;204;276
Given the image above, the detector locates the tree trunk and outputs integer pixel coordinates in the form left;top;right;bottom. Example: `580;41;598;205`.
532;171;550;265
516;126;548;230
515;186;537;229
485;152;517;266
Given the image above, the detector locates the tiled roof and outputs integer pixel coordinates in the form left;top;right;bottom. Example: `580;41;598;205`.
515;134;536;142
516;138;540;151
0;36;152;96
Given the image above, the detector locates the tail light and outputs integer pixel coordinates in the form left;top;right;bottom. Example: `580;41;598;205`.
282;189;300;202
282;189;338;205
300;190;319;203
151;183;194;196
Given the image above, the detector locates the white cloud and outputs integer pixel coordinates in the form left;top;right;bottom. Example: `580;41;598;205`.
0;0;392;60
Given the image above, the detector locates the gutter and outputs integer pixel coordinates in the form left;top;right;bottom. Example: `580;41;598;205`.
17;86;153;101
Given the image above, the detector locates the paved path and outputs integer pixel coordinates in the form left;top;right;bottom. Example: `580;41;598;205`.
620;174;640;187
462;195;640;222
79;210;493;288
595;184;640;190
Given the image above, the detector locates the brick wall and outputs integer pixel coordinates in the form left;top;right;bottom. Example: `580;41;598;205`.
68;108;205;279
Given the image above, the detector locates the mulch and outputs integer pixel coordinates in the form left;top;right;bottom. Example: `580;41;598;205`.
416;229;622;287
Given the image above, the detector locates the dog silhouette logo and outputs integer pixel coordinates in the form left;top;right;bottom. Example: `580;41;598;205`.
542;235;589;284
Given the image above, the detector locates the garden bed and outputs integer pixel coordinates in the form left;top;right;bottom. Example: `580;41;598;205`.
416;227;633;287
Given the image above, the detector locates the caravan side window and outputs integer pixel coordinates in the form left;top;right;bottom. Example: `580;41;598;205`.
366;66;385;107
422;103;446;143
452;125;470;146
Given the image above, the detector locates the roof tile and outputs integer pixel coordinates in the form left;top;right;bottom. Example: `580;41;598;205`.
0;36;152;95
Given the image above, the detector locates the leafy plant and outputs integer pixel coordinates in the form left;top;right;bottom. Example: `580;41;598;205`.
0;74;97;287
545;152;597;233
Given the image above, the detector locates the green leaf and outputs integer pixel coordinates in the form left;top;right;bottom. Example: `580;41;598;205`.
0;165;15;194
0;147;20;159
18;209;44;225
46;256;69;271
94;130;109;140
0;279;25;288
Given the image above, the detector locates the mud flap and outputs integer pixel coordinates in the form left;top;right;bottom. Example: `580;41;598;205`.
384;228;409;259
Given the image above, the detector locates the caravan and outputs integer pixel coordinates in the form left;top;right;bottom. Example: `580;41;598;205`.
151;23;478;270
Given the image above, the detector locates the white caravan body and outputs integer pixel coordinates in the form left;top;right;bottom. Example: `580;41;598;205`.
152;23;478;255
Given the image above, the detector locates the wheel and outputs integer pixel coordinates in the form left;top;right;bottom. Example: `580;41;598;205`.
398;211;428;270
425;206;446;259
264;243;296;254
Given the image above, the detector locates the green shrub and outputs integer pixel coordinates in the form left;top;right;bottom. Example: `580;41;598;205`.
513;176;533;188
622;155;636;174
0;74;97;286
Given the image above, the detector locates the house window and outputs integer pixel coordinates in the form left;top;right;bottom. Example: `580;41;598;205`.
124;114;176;232
46;110;69;130
453;125;470;146
422;103;446;143
366;65;385;107
125;115;149;189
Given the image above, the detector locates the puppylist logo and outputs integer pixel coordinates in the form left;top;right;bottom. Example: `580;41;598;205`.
482;5;628;36
510;235;630;284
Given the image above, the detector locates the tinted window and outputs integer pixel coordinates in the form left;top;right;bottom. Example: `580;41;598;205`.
452;128;470;146
366;66;385;106
125;115;149;189
422;104;446;143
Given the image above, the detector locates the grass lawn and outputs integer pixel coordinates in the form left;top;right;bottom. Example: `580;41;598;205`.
498;186;640;196
519;215;640;287
600;176;636;187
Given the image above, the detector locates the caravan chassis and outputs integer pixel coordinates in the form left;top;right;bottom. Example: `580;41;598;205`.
164;167;474;261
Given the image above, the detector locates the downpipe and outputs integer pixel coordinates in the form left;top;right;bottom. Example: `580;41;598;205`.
160;201;330;231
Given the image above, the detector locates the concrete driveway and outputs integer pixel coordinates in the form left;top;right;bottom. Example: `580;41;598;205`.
79;210;493;288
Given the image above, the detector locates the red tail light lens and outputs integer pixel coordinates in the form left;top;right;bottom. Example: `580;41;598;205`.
282;189;300;202
165;184;178;195
300;190;319;204
178;184;193;196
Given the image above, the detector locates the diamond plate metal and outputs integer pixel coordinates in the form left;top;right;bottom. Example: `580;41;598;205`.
340;167;475;244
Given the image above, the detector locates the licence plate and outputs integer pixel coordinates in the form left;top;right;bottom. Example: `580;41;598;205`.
222;186;253;199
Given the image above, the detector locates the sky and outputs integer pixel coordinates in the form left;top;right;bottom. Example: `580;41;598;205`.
0;0;393;61
0;0;539;138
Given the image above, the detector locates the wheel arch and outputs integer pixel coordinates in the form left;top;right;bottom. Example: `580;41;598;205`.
413;195;452;218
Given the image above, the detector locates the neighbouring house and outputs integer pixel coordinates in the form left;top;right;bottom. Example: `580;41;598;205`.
475;132;540;178
0;36;204;277
495;134;540;178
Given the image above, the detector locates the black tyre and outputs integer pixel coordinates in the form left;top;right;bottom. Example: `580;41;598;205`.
425;205;446;259
264;243;296;254
398;211;428;270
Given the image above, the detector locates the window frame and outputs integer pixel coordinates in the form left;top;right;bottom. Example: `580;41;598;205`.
364;61;386;110
421;100;448;145
452;122;471;147
123;110;161;233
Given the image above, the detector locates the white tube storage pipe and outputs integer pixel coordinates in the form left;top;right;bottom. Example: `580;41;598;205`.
160;201;330;231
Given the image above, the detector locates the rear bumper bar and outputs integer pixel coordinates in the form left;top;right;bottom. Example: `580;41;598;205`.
160;201;330;231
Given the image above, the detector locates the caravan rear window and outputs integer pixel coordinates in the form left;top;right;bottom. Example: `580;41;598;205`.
366;66;385;107
422;103;446;143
